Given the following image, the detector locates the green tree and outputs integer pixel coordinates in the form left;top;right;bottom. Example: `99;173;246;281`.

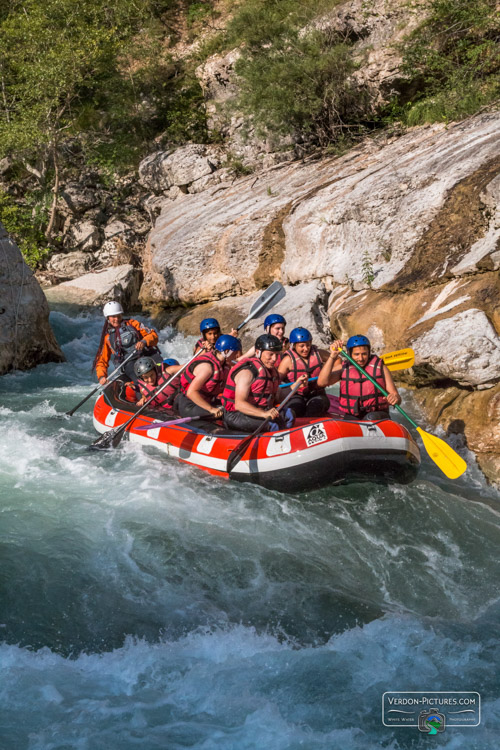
0;0;173;237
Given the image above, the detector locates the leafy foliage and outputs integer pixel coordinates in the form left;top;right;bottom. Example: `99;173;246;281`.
235;30;367;146
0;0;207;261
0;190;51;268
204;0;370;146
395;0;500;125
0;0;207;169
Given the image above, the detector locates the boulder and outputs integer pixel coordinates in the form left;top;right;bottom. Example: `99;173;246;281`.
44;264;141;308
64;219;102;252
0;224;64;374
60;182;101;214
45;251;94;281
138;145;215;193
143;113;500;307
411;309;500;388
188;169;232;194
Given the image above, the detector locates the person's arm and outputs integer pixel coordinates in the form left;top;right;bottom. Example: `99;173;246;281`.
165;364;182;376
317;342;344;388
186;362;222;416
383;365;401;406
130;319;159;350
277;354;292;382
242;345;255;359
95;336;111;384
234;369;279;419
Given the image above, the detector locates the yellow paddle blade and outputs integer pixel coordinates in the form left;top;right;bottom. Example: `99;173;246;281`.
382;348;415;371
416;427;467;479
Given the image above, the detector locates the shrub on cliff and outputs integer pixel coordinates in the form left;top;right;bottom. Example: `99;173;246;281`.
397;0;500;125
201;0;369;147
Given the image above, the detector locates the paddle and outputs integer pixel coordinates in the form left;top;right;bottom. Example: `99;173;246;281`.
236;280;285;332
227;378;303;475
88;348;203;451
88;279;287;451
65;349;138;417
136;414;217;431
381;347;414;371
338;349;467;479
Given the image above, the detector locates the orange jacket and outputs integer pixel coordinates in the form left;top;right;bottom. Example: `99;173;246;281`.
95;319;158;379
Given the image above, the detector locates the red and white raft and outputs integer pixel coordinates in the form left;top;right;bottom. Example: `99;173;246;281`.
93;387;421;492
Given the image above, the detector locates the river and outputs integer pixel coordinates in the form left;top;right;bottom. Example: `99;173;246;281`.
0;307;499;749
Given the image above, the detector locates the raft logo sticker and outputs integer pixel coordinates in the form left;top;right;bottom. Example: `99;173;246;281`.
382;692;480;729
302;423;327;447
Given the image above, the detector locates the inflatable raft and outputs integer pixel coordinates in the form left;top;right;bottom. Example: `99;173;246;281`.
93;386;421;492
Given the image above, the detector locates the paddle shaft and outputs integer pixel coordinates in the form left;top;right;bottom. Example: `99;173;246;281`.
99;348;203;445
339;350;418;428
90;280;287;448
227;378;303;474
66;348;138;416
136;414;217;431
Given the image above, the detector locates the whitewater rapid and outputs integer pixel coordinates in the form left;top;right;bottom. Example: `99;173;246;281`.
0;308;498;749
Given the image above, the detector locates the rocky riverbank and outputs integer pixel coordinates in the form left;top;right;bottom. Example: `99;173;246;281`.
146;111;500;485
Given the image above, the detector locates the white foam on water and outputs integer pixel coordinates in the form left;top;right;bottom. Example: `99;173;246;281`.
0;617;498;750
1;307;499;749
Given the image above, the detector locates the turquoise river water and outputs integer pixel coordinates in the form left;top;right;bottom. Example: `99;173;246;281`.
0;308;499;749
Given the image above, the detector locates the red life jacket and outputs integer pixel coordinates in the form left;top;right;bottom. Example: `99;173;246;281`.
282;345;324;395
221;356;279;412
275;352;284;368
180;350;228;400
138;365;179;409
338;354;389;416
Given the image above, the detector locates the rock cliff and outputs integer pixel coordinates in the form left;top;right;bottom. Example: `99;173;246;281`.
143;111;500;484
0;224;64;374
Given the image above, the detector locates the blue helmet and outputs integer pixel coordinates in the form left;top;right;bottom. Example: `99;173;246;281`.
264;313;286;331
290;327;312;344
214;334;242;353
200;317;220;333
346;335;370;352
163;358;179;367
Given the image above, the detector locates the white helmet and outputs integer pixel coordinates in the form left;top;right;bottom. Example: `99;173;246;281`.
103;301;124;318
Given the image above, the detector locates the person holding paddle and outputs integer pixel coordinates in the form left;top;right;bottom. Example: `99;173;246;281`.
176;334;242;419
134;357;182;410
241;313;289;363
317;335;401;419
93;301;161;385
278;327;330;417
221;333;303;432
193;318;239;354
